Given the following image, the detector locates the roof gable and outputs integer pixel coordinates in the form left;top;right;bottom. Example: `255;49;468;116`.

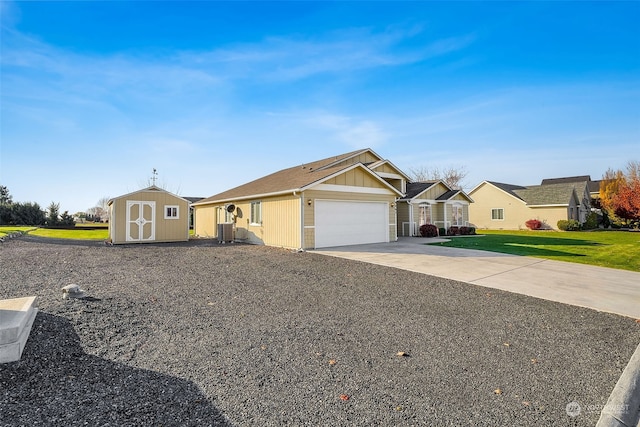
108;186;189;205
194;148;401;205
402;181;440;200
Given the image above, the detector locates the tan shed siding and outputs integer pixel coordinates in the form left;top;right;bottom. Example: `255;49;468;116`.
110;190;189;244
194;205;218;237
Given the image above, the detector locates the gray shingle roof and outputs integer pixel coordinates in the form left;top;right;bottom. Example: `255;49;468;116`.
487;181;527;201
487;180;587;206
541;175;591;185
401;181;439;200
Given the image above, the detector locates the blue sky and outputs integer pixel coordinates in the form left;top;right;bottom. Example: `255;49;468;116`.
1;1;638;214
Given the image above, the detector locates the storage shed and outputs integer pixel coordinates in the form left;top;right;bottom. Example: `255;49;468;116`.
108;186;190;244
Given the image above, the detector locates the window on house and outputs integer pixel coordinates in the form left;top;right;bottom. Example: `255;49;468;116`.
491;208;504;220
250;201;262;225
419;204;432;225
452;203;464;226
164;205;179;219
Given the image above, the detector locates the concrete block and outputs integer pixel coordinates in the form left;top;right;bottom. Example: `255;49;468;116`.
0;296;38;363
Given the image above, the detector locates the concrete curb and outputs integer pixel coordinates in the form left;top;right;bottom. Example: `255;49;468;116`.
596;342;640;427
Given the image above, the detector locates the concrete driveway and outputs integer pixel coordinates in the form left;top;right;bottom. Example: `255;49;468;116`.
314;237;640;319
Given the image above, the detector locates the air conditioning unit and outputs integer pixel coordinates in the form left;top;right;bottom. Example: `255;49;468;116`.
217;223;234;243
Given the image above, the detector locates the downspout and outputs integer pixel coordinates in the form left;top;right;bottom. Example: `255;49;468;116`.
407;200;413;237
294;190;304;250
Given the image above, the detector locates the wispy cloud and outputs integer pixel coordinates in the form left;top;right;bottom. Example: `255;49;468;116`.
179;27;475;81
300;112;389;148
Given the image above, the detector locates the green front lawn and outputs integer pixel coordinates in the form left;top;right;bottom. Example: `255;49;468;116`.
430;230;640;272
0;226;35;236
29;227;109;240
0;226;109;241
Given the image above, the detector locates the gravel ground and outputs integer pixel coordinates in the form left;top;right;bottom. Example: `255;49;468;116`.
1;236;639;426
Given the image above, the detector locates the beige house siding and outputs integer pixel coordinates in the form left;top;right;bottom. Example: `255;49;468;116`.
396;203;411;236
109;189;189;244
193;205;218;237
469;182;571;230
195;195;302;249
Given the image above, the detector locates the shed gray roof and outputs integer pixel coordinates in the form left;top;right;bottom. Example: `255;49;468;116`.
513;182;584;206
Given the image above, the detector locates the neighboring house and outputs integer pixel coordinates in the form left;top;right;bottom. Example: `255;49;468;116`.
108;186;190;244
468;178;591;230
192;148;408;250
397;181;474;236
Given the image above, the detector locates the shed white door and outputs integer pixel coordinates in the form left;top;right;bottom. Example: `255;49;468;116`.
126;201;156;242
315;200;389;248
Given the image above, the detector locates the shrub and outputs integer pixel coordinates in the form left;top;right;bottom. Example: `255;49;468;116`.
419;224;439;237
447;226;459;236
438;228;446;236
583;212;598;230
557;219;580;231
459;226;476;235
525;219;542;230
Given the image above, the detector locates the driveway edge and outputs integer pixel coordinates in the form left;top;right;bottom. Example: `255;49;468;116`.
596;342;640;427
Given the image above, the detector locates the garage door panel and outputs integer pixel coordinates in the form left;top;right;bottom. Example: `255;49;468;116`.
315;200;388;248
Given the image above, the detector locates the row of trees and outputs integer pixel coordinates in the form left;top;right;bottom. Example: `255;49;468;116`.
599;161;640;226
0;185;74;226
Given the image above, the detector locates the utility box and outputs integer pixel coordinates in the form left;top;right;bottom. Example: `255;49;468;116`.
217;223;234;243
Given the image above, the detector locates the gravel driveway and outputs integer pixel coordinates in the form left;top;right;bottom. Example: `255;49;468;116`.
1;237;639;426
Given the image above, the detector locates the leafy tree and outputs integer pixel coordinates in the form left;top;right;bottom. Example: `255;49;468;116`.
408;165;468;190
600;161;640;226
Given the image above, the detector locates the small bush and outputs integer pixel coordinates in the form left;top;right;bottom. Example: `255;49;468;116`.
459;226;476;235
525;219;542;230
419;224;439;237
583;212;598;230
439;228;446;236
557;219;580;231
447;226;459;236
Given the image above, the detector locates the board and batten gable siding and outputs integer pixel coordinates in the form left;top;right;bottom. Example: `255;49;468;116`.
329;152;381;169
469;182;567;230
110;190;189;244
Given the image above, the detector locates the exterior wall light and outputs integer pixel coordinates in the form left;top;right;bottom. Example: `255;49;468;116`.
307;199;312;206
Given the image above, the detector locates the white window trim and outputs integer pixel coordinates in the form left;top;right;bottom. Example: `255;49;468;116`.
250;201;262;225
164;205;179;220
491;208;504;221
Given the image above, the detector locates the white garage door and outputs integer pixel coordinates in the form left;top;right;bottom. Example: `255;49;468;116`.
315;200;389;248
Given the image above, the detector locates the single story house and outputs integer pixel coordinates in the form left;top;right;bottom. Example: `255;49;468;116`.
108;186;190;244
397;181;474;236
468;178;591;230
192;148;408;250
